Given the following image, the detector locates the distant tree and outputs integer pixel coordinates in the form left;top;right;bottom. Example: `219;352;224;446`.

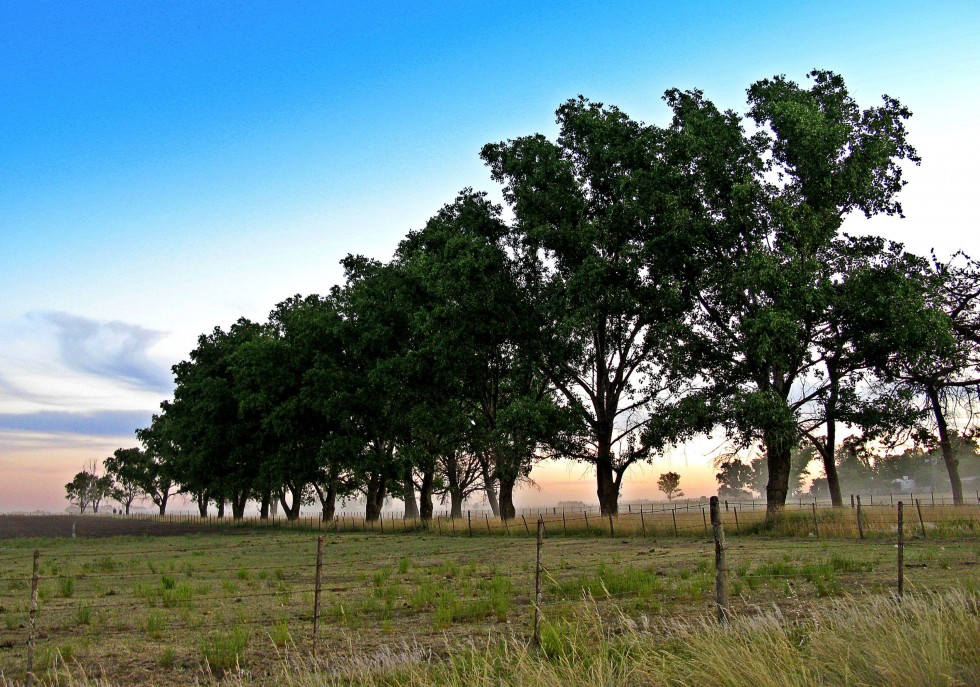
65;470;96;514
657;471;684;501
133;414;177;515
715;458;754;499
103;448;147;514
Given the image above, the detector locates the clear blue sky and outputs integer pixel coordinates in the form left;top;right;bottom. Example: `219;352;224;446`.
2;0;978;511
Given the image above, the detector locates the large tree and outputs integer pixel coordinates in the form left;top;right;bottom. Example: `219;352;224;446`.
483;99;690;515
666;70;920;516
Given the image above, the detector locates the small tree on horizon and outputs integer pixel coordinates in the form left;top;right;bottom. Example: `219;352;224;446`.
657;471;684;501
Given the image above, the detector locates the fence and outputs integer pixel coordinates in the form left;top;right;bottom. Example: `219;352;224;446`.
0;499;976;684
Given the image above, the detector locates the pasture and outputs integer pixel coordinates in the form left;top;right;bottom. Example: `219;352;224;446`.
0;506;977;686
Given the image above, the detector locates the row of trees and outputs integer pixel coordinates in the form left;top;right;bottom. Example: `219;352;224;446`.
88;70;978;522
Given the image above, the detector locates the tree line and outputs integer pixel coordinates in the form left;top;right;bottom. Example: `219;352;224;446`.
72;70;980;522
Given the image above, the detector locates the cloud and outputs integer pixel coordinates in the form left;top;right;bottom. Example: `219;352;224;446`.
0;409;153;437
31;312;172;393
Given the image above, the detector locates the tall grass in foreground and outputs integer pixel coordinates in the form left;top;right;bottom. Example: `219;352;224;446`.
284;591;978;687
2;592;976;687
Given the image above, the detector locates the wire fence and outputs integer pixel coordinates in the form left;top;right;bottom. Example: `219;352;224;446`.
0;498;976;684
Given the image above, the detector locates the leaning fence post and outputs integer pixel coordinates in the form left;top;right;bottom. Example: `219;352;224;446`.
671;508;678;537
897;502;904;598
811;502;819;539
485;513;492;535
701;507;708;536
915;499;926;539
533;518;544;646
733;507;739;535
26;549;39;687
709;497;729;622
640;509;646;537
856;496;865;539
608;513;614;538
522;515;530;536
312;536;323;659
584;510;590;532
467;511;473;537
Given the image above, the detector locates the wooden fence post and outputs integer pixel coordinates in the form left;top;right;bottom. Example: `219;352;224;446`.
503;516;511;536
915;499;926;539
733;507;739;535
640;509;646;537
312;536;323;659
671;508;678;537
897;502;904;598
26;549;39;687
702;507;708;536
562;510;567;537
467;511;472;537
608;514;614;538
709;497;729;622
856;496;865;539
533;518;544;646
811;502;819;538
584;510;590;532
522;515;530;536
485;513;492;535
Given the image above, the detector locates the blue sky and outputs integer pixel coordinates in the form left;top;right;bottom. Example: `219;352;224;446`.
2;1;978;511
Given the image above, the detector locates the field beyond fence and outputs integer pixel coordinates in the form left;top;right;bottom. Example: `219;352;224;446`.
0;500;977;686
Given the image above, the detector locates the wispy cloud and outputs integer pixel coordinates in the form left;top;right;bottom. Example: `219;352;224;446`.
30;312;172;393
0;410;153;437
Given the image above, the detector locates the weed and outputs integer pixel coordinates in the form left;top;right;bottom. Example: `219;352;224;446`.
236;568;251;581
146;610;167;639
58;576;75;598
75;604;93;626
159;646;176;669
268;620;289;647
201;626;249;674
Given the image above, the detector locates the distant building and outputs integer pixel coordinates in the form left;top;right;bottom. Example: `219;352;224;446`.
891;476;916;493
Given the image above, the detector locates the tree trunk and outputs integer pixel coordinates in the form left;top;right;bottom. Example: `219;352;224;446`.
217;500;225;518
259;489;272;520
764;429;792;518
232;491;248;520
927;386;964;505
419;467;434;521
450;488;464;518
279;484;302;521
197;493;208;517
478;453;500;517
314;480;338;522
365;473;387;521
823;369;844;507
403;466;420;520
498;475;517;520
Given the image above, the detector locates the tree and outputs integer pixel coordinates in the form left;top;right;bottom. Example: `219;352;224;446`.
103;448;145;514
65;470;96;514
666;70;920;517
657;471;683;501
483;99;692;515
715;458;754;499
134;413;177;515
396;190;580;519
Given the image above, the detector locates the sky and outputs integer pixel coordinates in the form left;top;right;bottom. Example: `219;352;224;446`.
2;0;979;513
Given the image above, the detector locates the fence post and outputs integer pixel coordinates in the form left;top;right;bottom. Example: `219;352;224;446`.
467;511;472;537
897;502;904;598
640;509;646;537
850;494;855;509
608;513;614;538
312;536;323;659
733;507;739;535
915;499;926;539
26;549;39;687
671;508;678;537
485;513;492;535
709;497;729;623
702;507;708;536
562;510;567;537
533;518;544;646
522;515;530;536
503;516;511;536
856;496;865;539
584;510;590;532
811;502;819;539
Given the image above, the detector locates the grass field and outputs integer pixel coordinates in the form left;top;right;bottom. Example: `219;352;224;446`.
0;508;977;686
